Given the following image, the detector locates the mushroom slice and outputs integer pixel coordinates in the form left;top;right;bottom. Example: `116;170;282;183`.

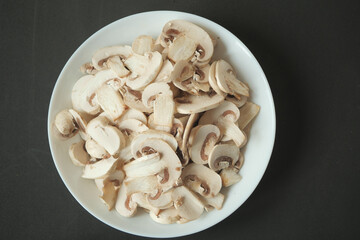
182;163;222;198
123;153;166;178
68;109;88;139
124;175;160;195
80;62;98;75
96;84;126;121
124;51;163;90
82;156;118;179
150;207;180;224
168;35;197;62
106;56;130;77
238;102;261;130
147;189;173;209
132;35;155;55
95;173;123;210
233;151;244;172
169;60;195;92
86;116;125;155
193;64;210;83
226;95;247;108
92;45;133;70
180;113;199;166
141;82;172;108
220;168;242;187
153;93;175;132
132;192;160;215
53;110;78;138
199;193;225;211
71;75;94;113
161;20;214;65
138;139;182;189
175;92;225;114
154;60;174;83
208;61;226;97
131;130;178;156
117;119;149;136
208;144;240;171
188;124;220;164
68;140;90;166
215;59;249;98
217;118;247;148
120;86;152;113
95;169;125;193
116;108;147;125
199;100;240;125
172;186;204;221
170;118;185;146
85;138;109;159
115;182;137;217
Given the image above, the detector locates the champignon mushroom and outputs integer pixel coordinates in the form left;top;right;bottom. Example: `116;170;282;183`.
120;86;152;113
172;186;204;221
181;163;222;198
124;51;163;90
220;167;242;187
169;60;195;92
131;192;160;215
193;64;210;83
198;100;240;125
175;91;225;114
96;84;126;121
124;175;160;195
116;108;147;125
149;207;180;224
115;181;138;217
106;56;130;77
180;113;199;166
238;101;260;130
147;189;173;209
117;118;149;136
217;118;247;148
153;93;175;132
154;60;174;83
123;152;165;178
141;82;172;109
92;45;133;70
168;35;197;62
68;109;89;140
208;61;226;97
132;35;155;55
199;193;224;211
53;110;78;139
225;95;247;108
68;140;90;166
82;156;118;179
80;62;98;75
208;144;240;171
85;138;109;159
95;171;124;210
188;124;220;164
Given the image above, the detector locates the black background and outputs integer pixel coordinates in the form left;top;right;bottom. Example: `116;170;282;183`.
1;0;359;239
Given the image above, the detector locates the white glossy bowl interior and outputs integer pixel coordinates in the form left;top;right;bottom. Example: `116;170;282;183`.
47;11;276;238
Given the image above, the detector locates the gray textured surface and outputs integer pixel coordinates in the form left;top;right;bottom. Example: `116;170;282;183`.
1;0;359;239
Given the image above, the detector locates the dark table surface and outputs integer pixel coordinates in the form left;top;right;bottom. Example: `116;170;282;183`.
1;0;359;239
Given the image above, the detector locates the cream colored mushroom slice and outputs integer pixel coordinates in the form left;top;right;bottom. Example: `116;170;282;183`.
142;82;172;108
96;84;126;121
117;119;149;137
106;78;125;91
123;152;165;178
220;121;239;142
131;192;160;215
130;130;178;156
153;93;175;132
172;186;204;221
92;45;132;70
154;60;174;83
85;138;109;159
161;20;214;65
53;110;78;139
116;108;147;125
137;139;182;189
132;35;155;55
106;55;130;77
175;92;225;114
169;60;195;92
153;35;165;53
208;61;226;97
68;109;89;140
68;140;90;166
199;193;225;211
233;151;244;172
238;101;261;130
220;167;242;187
199;100;240;125
147;189;173;209
180;113;199;166
188;124;220;164
124;175;160;195
95;171;124;211
208;144;240;171
80;62;98;75
168;35;197;62
95;169;125;193
71;75;94;113
82;156;118;179
215;59;250;98
193;64;210;83
217;118;247;148
170;118;185;146
115;182;138;217
150;207;180;224
86;116;125;155
226;95;247;108
120;86;152;113
124;51;163;90
182;163;222;198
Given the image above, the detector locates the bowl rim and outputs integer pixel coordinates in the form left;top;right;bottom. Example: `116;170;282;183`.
47;10;276;238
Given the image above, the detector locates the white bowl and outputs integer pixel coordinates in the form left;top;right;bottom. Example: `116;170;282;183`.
47;11;276;238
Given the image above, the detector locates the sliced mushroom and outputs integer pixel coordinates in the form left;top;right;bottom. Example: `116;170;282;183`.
169;60;195;92
199;193;224;211
233;151;244;172
106;56;130;77
116;108;147;125
95;168;125;193
85;138;109;159
188;124;220;164
124;51;163;90
82;156;118;179
217;118;247;148
141;82;172;108
53;110;78;138
132;35;155;55
80;62;98;75
123;153;165;178
170;118;185;146
168;35;197;62
198;100;240;125
68;140;90;166
147;189;173;209
86;116;125;155
182;163;222;198
96;84;126;121
115;181;137;217
68;109;88;139
124;175;160;195
238;102;260;130
92;45;133;70
153;93;175;132
149;207;180;224
117;118;149;136
208;144;239;171
226;95;247;108
220;168;242;187
131;192;160;215
154;60;174;83
180;113;199;166
175;92;225;114
95;174;122;210
172;186;204;221
208;61;226;97
120;86;152;113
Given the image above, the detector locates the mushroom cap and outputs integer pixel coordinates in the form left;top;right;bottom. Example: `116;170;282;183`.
198;100;240;125
208;144;240;171
82;156;118;179
125;51;163;90
141;82;172;108
116;108;147;125
85;138;109;159
175;92;225;114
96;84;126;121
132;35;155;55
92;45;133;70
181;163;222;198
172;186;204;221
188;124;220;164
68;140;90;166
117;118;149;136
154;59;174;83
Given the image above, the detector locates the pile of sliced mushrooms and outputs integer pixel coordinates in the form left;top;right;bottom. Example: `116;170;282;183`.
53;20;260;224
